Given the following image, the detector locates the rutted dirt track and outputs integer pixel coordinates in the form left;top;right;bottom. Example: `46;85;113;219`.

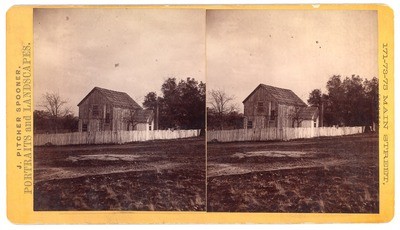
207;133;379;213
34;137;205;211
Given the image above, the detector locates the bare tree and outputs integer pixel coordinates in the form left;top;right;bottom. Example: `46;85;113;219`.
208;89;238;130
39;92;71;133
288;107;304;128
123;109;141;131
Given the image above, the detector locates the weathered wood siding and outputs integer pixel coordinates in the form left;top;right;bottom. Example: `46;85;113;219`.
79;95;151;132
78;90;113;132
112;107;132;131
243;87;278;129
244;101;299;129
277;104;296;128
244;87;274;117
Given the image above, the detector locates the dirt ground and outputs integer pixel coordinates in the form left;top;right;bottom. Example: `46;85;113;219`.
34;137;205;211
207;133;379;213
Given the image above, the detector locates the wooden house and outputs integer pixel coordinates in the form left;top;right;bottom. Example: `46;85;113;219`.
77;87;154;132
297;106;319;128
243;84;319;129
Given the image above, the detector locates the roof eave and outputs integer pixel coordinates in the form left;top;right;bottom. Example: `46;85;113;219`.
77;87;113;106
243;84;278;103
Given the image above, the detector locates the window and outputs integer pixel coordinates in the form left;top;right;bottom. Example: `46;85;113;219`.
92;105;99;116
314;121;317;127
257;101;265;113
149;123;152;131
270;110;276;120
247;120;253;129
105;113;110;123
82;124;88;132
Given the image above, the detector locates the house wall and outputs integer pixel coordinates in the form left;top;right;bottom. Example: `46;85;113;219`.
135;123;148;131
300;119;313;128
79;90;155;132
244;87;274;117
78;90;112;132
243;104;299;129
243;87;278;129
300;116;319;128
135;118;154;131
243;86;311;129
112;107;152;131
112;107;131;131
277;104;298;129
150;119;154;130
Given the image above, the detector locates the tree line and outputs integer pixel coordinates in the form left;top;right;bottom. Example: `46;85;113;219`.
34;77;206;133
34;75;378;133
143;77;205;131
308;75;378;128
206;75;378;131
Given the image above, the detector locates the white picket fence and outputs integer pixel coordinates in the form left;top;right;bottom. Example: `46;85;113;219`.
207;127;363;142
34;129;201;146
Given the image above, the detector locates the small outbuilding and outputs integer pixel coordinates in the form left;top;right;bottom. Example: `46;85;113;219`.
77;87;154;132
296;106;319;128
243;84;319;129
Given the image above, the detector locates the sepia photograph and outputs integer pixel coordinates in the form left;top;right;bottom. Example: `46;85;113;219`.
33;8;206;211
4;3;396;225
206;10;379;213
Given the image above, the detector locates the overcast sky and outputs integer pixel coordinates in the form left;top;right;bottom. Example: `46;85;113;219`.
207;10;378;112
34;8;206;115
34;9;378;115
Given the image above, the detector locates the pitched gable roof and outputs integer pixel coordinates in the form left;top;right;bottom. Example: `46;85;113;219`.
78;87;142;109
134;109;154;123
298;106;319;120
243;84;307;107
